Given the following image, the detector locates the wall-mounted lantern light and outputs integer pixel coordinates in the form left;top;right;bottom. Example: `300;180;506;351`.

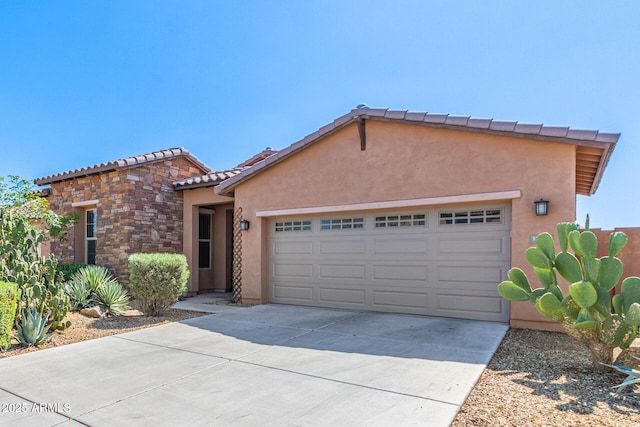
534;199;549;216
240;220;250;231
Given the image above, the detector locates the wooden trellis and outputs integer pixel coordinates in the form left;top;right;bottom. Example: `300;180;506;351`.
232;207;243;303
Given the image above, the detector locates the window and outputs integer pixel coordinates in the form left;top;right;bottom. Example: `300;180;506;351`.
199;213;211;269
320;217;364;230
86;209;97;265
439;209;502;225
274;220;312;232
374;213;426;228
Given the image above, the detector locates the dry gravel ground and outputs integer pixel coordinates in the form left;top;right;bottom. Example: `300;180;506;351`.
453;329;640;427
1;308;639;426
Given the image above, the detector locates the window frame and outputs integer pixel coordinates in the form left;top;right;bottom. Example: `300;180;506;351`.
438;208;503;226
85;208;97;265
198;212;212;269
274;220;312;233
320;217;364;231
374;213;427;228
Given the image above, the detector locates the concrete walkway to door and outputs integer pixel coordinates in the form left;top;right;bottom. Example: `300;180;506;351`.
0;304;507;427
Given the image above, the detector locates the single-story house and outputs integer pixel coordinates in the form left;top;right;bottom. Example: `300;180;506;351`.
36;106;619;330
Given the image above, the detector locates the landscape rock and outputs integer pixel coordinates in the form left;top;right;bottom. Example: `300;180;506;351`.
80;306;105;319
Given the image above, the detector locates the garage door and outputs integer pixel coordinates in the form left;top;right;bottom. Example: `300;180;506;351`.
270;205;511;322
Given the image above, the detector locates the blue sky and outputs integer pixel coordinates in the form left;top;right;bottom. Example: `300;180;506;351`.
0;1;638;229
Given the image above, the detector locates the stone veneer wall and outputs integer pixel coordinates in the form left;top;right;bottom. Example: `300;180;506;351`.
48;157;206;284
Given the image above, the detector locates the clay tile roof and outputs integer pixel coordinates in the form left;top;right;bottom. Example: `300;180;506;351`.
235;148;278;168
172;148;279;190
215;107;620;197
172;168;246;190
34;147;212;186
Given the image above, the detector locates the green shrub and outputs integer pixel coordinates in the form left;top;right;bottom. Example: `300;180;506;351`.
0;282;18;351
129;253;189;316
94;281;130;316
56;263;88;282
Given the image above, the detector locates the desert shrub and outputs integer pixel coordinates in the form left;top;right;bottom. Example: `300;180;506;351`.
15;307;50;346
0;282;18;351
129;253;189;316
64;281;93;311
70;265;117;294
66;265;130;316
56;263;88;282
94;281;130;316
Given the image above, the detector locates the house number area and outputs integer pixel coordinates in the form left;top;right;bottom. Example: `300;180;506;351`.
1;402;71;413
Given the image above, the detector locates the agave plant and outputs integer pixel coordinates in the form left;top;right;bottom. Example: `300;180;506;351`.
601;356;640;393
64;281;93;311
15;308;51;346
94;281;130;316
71;265;118;293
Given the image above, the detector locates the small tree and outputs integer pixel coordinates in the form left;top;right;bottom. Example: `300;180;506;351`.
0;175;76;240
498;220;640;369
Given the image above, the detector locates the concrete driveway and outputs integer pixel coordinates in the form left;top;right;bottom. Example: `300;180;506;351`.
0;303;507;426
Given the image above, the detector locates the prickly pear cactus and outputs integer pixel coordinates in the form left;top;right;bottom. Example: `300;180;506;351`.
498;220;640;368
0;208;71;332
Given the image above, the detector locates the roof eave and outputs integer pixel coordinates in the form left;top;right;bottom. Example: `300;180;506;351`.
586;139;617;196
34;162;119;186
34;147;212;186
173;181;222;191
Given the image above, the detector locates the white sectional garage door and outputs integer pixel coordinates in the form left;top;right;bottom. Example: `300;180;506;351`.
269;205;511;322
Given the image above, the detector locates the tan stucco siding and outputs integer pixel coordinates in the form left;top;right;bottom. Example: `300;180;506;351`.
234;121;576;328
182;187;234;293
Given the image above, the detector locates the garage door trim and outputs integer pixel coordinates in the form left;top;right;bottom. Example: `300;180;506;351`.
256;189;521;217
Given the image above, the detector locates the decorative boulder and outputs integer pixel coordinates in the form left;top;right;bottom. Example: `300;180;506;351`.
80;306;105;319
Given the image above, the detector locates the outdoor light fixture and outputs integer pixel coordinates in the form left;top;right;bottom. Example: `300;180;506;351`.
534;199;549;216
240;220;250;231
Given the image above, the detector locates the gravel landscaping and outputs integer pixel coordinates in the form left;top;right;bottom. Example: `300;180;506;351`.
453;328;640;426
0;307;206;360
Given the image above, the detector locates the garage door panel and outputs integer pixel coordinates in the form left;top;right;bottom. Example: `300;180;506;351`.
373;265;428;281
319;264;366;279
437;236;506;257
373;239;429;255
319;287;366;305
273;263;314;278
372;290;429;310
435;289;509;322
437;264;506;285
272;285;314;302
273;240;314;255
319;240;366;255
